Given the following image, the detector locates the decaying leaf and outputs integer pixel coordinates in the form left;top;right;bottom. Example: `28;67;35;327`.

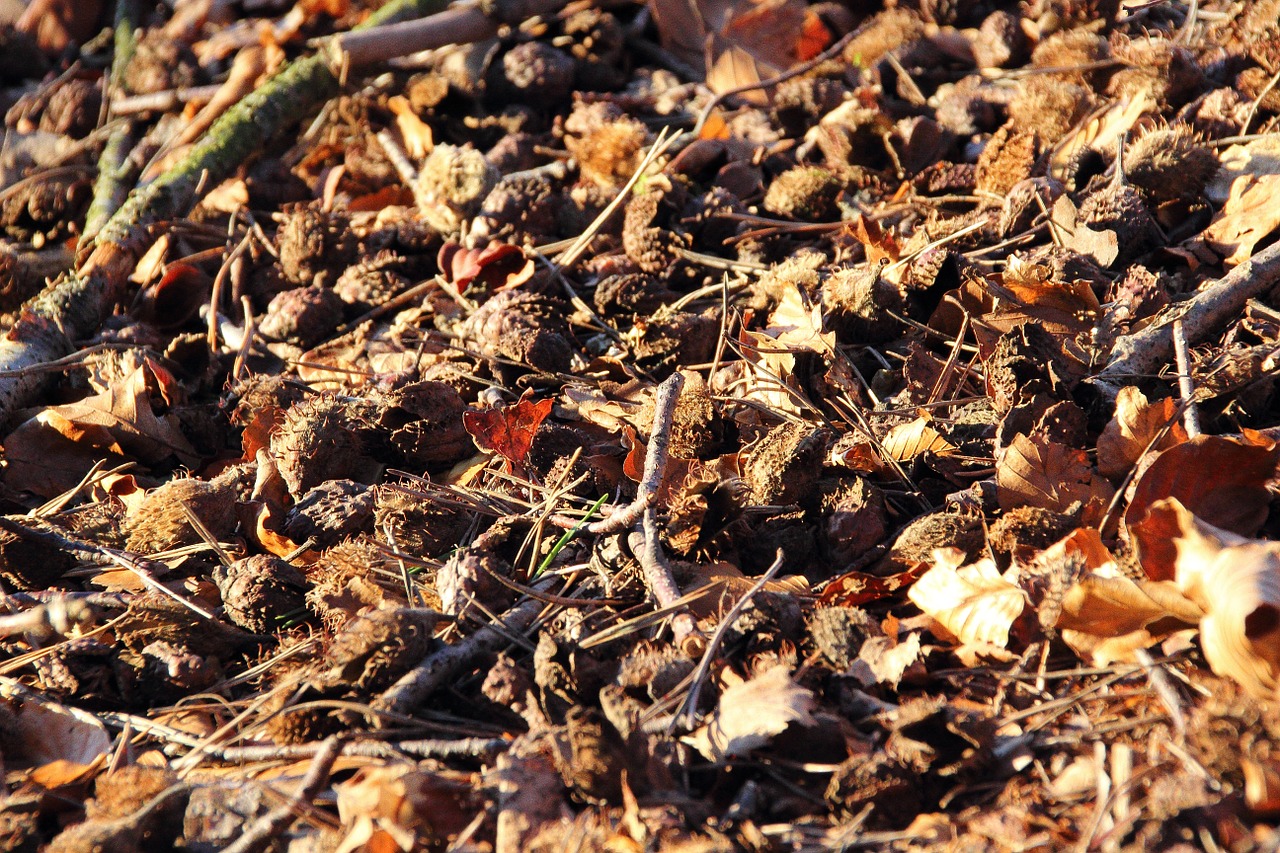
1125;433;1280;562
907;548;1027;649
335;763;475;853
1;358;199;497
0;683;111;769
849;632;923;689
881;416;956;462
687;666;816;760
997;433;1113;520
1201;174;1280;266
820;562;930;607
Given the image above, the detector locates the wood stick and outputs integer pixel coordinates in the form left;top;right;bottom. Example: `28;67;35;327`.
1099;240;1280;389
331;0;568;69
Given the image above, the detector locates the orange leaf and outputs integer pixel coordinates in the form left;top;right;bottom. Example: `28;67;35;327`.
997;433;1113;519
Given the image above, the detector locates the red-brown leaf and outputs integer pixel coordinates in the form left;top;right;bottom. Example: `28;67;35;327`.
463;395;553;467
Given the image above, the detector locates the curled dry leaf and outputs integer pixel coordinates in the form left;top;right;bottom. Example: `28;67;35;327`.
335;763;474;853
1138;498;1280;699
0;682;111;769
682;561;810;620
1095;386;1187;479
1023;528;1199;664
2;358;199;497
820;561;930;607
686;666;816;761
907;548;1027;649
1201;174;1280;266
462;394;553;470
849;632;923;690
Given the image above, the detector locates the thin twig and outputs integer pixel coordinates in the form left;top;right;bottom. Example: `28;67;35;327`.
574;371;685;536
1099;239;1280;394
375;586;551;715
628;506;700;649
673;551;785;732
220;736;346;853
1171;318;1201;438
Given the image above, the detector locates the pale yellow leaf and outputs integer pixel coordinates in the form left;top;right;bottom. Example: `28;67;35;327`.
882;417;956;461
907;548;1027;648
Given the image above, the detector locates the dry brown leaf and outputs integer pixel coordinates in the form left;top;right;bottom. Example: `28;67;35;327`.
765;281;833;355
559;385;636;433
881;416;957;462
995;252;1103;333
848;632;922;689
1050;93;1152;178
0;683;111;769
1049;195;1119;269
1202;174;1280;266
1125;434;1280;570
1096;386;1188;479
996;433;1114;519
335;763;474;853
907;548;1027;649
649;0;807;100
1207;136;1280;203
2;359;199;497
683;561;810;619
686;666;816;760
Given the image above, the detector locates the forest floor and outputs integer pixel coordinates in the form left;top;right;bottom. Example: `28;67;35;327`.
3;0;1280;850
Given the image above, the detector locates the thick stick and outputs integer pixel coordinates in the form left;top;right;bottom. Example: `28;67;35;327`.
1099;240;1280;384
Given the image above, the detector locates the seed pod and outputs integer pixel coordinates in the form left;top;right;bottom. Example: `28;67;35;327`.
214;554;308;634
764;166;843;221
276;206;358;287
258;285;345;347
280;479;375;550
124;472;243;555
976;125;1042;197
417;143;500;235
271;394;380;500
1124;126;1218;203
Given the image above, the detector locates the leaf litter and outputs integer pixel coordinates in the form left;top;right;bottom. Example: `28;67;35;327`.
4;0;1280;850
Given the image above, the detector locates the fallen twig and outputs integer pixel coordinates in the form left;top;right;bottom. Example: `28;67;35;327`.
220;735;345;853
635;505;701;648
1098;239;1280;393
329;0;568;69
375;590;549;716
1171;318;1201;438
579;371;685;535
78;0;140;252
